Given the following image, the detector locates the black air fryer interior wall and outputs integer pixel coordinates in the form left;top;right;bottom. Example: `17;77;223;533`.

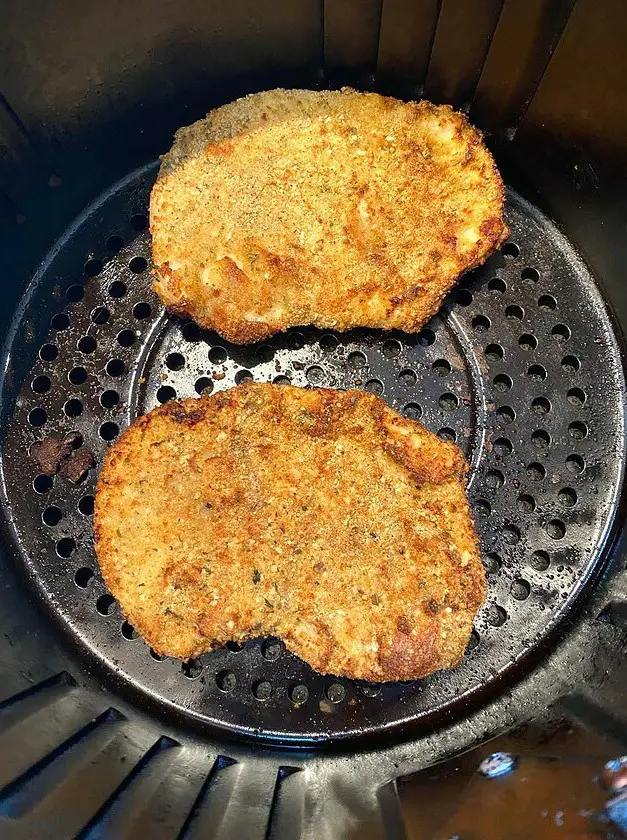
0;2;626;838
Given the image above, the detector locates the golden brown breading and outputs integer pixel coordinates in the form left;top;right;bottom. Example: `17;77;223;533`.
150;88;507;344
94;383;485;681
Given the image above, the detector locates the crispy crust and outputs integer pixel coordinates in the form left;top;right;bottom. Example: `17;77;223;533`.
150;88;508;344
94;383;485;681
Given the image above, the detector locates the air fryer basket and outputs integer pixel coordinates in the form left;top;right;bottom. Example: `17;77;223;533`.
0;2;626;838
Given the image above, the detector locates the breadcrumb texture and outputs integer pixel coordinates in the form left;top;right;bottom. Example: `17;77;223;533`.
150;88;508;343
94;383;485;682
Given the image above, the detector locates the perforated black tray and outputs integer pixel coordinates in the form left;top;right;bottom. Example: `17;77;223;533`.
1;162;624;746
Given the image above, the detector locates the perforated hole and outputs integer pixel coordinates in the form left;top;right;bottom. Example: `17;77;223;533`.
432;359;451;377
502;242;520;258
289;684;309;705
305;366;323;385
566;453;585;474
437;427;456;442
485;343;503;361
439;393;458;411
64;399;83;418
129;256;147;274
209;346;227;364
532;397;551;416
493;437;512;456
527;364;547;382
365;379;383;395
517;494;535;512
483;553;501;574
74;567;94;588
117;329;136;348
473;499;491;517
256;345;274;363
121;621;137;640
519;333;538;351
96;594;116;615
42;506;62;526
326;683;346;703
253;680;273;701
106;358;125;377
133;302;151;320
488;278;506;294
521;267;539;284
531;429;550;451
417;328;435;346
486;469;504;489
552;324;570;342
182;659;203;679
399;369;417;386
567;387;586;406
505;305;524;320
166;352;185;371
546;519;566;540
32;375;51;394
288;332;305;350
78;335;97;354
538;295;557;311
40;344;58;362
502;525;521;545
216;670;236;692
99;422;119;441
182;323;202;342
78;495;94;515
496;405;515;424
106;235;124;254
493;374;512;392
28;408;47;427
320;334;339;352
262;639;282;661
453;288;473;306
51;313;70;331
195;377;213;395
531;551;550;571
558;487;578;507
129;213;147;231
109;280;127;298
487;604;507;626
527;462;546;481
56;537;76;558
156;386;176;404
403;403;422;419
91;306;110;324
382;339;401;357
100;390;119;408
348;351;366;369
569;421;588;440
511;579;530;601
472;315;490;332
562;355;580;374
33;474;53;494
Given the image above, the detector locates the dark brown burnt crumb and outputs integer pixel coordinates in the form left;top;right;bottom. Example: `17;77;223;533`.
31;431;81;476
166;403;206;426
61;449;96;483
425;598;440;615
397;615;411;634
252;569;261;584
314;561;325;572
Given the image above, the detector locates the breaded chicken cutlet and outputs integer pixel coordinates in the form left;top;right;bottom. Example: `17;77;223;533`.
150;88;507;344
94;383;485;682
